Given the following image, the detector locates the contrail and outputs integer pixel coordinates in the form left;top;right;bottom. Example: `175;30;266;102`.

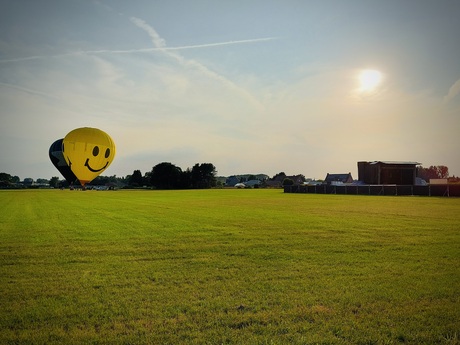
0;52;81;63
162;37;277;50
0;82;58;99
129;16;264;109
0;38;277;63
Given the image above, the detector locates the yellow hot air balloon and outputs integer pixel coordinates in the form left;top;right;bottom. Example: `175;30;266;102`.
63;127;116;186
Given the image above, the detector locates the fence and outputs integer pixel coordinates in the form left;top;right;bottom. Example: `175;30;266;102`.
284;184;460;197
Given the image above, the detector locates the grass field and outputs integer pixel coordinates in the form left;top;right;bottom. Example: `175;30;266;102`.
0;189;459;344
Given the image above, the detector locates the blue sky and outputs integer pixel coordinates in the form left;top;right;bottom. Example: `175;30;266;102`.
1;0;459;180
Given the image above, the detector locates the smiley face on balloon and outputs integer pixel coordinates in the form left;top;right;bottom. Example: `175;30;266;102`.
61;127;116;186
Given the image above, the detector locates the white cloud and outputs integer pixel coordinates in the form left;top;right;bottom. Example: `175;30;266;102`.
444;78;460;103
129;17;166;49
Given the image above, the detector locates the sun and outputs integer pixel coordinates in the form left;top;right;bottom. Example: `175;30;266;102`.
358;69;383;92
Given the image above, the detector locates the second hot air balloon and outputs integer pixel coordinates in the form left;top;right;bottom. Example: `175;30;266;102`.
49;138;78;185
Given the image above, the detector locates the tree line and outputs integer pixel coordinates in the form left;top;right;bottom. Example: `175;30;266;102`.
1;164;457;190
416;165;450;181
0;162;218;190
129;162;217;189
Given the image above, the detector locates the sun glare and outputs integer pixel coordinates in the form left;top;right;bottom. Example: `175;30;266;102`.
358;69;383;92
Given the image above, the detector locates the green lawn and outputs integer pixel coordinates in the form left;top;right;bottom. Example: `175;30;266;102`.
1;189;459;344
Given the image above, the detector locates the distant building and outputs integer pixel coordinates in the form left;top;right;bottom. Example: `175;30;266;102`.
225;176;240;187
324;173;354;185
358;161;420;185
244;180;261;187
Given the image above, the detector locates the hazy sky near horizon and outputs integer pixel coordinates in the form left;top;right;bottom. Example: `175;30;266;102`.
1;0;459;180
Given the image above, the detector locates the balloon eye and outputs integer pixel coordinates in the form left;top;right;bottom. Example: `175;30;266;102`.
105;148;110;158
92;146;99;156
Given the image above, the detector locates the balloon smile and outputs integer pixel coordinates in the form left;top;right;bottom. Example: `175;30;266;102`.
85;158;108;172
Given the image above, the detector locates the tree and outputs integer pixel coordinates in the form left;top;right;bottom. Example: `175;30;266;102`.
272;172;287;181
282;178;294;186
417;165;449;182
129;170;144;187
190;163;217;188
202;163;217;188
90;175;119;187
49;177;60;188
436;165;449;178
180;168;192;189
144;171;152;187
0;172;19;183
150;162;183;189
0;172;13;182
0;172;15;188
23;178;34;185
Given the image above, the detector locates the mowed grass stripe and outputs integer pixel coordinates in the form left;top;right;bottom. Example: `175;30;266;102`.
0;189;459;344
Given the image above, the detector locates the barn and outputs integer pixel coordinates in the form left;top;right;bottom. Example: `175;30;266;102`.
357;161;420;185
324;173;354;185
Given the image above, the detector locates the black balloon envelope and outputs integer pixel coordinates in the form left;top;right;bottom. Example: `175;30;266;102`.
49;138;78;184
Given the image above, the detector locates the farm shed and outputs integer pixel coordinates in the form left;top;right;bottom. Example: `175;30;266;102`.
358;161;420;185
324;173;354;185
